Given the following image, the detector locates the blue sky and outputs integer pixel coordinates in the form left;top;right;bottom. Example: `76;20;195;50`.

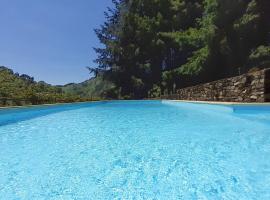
0;0;113;85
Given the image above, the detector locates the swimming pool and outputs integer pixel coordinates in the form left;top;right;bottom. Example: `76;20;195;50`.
0;100;269;199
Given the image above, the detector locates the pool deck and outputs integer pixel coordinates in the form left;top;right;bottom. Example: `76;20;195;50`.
165;100;270;106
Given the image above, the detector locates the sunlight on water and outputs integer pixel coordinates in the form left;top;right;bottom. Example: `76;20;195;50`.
0;101;270;199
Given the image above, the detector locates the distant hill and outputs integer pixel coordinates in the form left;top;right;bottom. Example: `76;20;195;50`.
0;66;88;106
61;75;114;99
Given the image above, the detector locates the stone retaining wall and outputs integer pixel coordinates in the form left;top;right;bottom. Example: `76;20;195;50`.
162;68;270;102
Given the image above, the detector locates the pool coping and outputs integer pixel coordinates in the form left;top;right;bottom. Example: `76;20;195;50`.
0;101;100;110
0;100;161;110
162;100;270;106
1;99;270;110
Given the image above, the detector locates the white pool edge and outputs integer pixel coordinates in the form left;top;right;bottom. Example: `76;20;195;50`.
162;100;270;106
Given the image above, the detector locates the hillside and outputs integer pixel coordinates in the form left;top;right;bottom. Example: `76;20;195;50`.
61;75;114;99
0;66;86;106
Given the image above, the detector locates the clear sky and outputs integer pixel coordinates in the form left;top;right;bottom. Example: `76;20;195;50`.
0;0;113;85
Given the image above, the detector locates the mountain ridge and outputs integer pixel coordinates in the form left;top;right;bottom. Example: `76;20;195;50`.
0;66;111;106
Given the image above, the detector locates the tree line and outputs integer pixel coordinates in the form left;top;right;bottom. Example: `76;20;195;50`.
93;0;270;99
0;66;92;106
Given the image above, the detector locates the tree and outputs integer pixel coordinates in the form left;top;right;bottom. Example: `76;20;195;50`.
94;0;270;98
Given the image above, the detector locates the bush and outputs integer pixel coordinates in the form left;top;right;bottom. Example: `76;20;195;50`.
148;85;161;98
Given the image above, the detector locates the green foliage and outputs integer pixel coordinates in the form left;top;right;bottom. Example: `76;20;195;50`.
0;66;90;106
159;28;203;50
61;75;114;99
249;45;270;67
94;0;270;98
178;47;209;75
234;0;260;32
148;84;161;98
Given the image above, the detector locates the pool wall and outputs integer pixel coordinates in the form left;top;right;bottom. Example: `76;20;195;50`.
1;100;270;126
0;101;104;126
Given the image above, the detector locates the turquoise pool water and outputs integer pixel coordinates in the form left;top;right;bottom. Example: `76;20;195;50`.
0;101;270;199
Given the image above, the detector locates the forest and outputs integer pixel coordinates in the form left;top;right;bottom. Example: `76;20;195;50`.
93;0;270;99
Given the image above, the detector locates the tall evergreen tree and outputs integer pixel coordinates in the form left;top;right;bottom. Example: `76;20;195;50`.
94;0;270;99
